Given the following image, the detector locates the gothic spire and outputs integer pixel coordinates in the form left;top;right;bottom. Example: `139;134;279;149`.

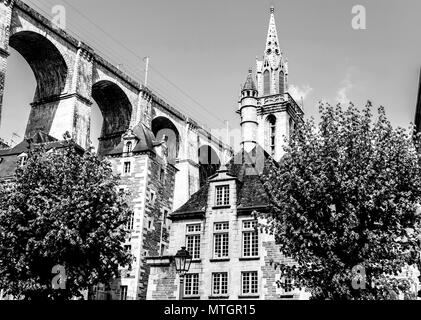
264;6;281;68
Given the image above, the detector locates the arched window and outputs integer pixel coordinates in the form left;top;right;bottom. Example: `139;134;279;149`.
279;71;285;95
289;118;295;141
125;141;133;154
264;70;271;96
267;115;277;157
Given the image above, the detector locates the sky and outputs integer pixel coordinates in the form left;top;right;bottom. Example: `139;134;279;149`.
2;0;421;149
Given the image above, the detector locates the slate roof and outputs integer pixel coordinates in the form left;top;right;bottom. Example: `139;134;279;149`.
171;144;277;218
106;123;159;156
0;140;9;150
0;131;83;180
243;71;257;91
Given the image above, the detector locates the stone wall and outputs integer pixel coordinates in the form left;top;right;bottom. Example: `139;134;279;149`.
105;151;177;300
147;174;309;300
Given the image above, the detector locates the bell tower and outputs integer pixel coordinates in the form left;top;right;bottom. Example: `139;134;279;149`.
251;6;304;161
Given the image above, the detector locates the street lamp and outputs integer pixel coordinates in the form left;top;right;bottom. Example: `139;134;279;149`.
174;247;192;300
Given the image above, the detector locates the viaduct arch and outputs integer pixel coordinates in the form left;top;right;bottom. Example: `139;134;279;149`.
0;0;232;209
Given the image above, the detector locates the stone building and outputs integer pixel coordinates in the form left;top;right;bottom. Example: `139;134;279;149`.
0;0;231;300
145;7;310;300
89;123;177;300
0;131;82;181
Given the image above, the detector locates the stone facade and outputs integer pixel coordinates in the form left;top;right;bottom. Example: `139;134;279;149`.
0;0;232;300
84;123;177;300
146;6;310;301
146;161;310;300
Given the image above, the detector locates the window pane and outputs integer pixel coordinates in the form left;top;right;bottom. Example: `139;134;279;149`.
243;232;250;257
184;274;199;296
264;70;270;95
212;273;228;296
242;272;258;295
216;185;230;206
186;235;200;260
279;71;285;95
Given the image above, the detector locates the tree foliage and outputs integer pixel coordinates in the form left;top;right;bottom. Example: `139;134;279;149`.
261;102;421;300
0;143;132;300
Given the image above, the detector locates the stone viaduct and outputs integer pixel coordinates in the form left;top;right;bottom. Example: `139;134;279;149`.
0;0;232;210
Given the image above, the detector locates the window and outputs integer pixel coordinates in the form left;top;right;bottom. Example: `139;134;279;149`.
279;71;285;95
123;162;131;174
243;221;259;257
18;153;28;167
289;118;295;141
162;209;169;227
124;245;131;253
283;277;293;293
160;243;166;256
159;167;165;182
187;224;201;233
212;273;228;296
150;190;156;205
213;222;229;259
215;185;230;207
267;115;276;158
120;285;128;300
186;224;201;260
241;272;258;295
125;141;133;154
184;274;199;297
264;70;270;96
127;212;134;230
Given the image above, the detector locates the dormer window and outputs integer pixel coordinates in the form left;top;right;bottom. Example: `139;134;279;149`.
215;185;230;207
125;141;133;154
17;153;28;167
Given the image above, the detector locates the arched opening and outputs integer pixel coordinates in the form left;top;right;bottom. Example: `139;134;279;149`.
263;70;271;96
1;48;35;145
152;117;180;165
198;145;220;187
9;31;68;101
266;115;277;158
279;71;285;95
91;80;133;155
1;31;68;143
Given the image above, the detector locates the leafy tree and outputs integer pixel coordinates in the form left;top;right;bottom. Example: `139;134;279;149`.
260;102;421;300
0;142;132;300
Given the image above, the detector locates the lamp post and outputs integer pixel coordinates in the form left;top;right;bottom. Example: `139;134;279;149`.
174;247;192;300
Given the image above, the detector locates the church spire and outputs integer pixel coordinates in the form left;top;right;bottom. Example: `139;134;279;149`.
265;6;281;67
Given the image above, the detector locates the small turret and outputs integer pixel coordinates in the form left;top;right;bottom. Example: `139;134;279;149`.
239;69;258;152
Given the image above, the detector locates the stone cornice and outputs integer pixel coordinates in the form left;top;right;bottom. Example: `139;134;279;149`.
30;93;92;107
168;211;205;221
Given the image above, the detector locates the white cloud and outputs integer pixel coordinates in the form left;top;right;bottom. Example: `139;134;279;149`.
336;67;355;104
289;84;314;102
